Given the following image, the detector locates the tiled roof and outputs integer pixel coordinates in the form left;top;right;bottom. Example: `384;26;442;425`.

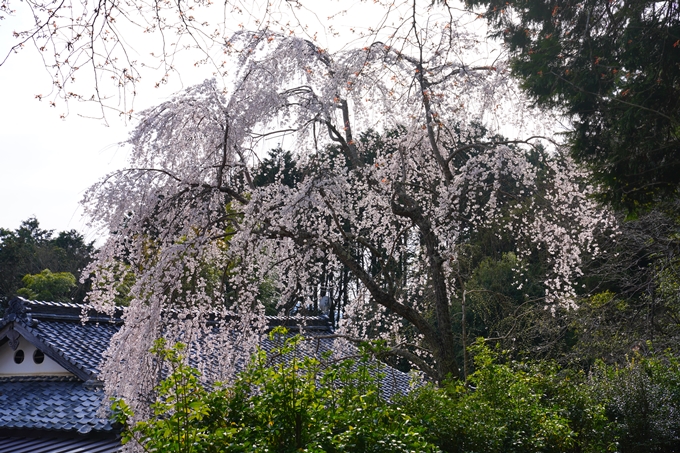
0;298;121;381
0;436;122;453
0;297;415;442
2;299;414;390
0;376;113;434
265;314;332;331
0;299;122;439
2;298;338;381
31;319;120;376
260;334;414;400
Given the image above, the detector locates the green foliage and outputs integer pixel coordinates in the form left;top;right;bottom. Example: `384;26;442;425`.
253;148;303;189
112;340;210;452
565;208;680;367
467;0;680;213
113;335;680;453
589;352;680;452
401;340;612;453
113;328;438;453
565;290;636;367
256;276;280;315
0;218;94;305
17;269;76;302
460;252;547;352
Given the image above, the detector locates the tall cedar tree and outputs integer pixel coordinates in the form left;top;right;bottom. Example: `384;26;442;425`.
466;0;680;213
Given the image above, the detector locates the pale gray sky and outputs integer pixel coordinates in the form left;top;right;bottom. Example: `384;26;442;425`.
0;48;131;240
0;2;244;239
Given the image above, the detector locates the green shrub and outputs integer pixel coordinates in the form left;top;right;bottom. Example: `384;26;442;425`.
112;334;680;453
400;340;614;453
589;352;680;453
112;328;438;453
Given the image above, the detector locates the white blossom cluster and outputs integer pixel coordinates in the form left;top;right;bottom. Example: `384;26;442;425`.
83;10;615;405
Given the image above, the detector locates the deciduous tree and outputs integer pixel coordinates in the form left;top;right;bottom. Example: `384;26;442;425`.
17;269;77;302
83;6;613;414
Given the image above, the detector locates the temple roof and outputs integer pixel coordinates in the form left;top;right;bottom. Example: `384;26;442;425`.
0;298;119;440
0;299;123;378
0;376;111;434
0;296;413;448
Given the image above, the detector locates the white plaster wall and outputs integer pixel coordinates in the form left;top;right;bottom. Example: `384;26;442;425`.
0;336;72;376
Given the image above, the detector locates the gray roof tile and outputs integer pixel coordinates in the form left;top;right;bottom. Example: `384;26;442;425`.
30;320;119;376
259;335;414;400
0;377;113;433
0;436;122;453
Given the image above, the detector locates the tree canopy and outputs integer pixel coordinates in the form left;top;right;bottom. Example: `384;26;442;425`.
80;5;615;414
17;269;77;302
0;218;94;305
466;0;680;213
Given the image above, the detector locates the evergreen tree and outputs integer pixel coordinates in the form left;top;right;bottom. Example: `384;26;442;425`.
0;218;94;306
467;0;680;213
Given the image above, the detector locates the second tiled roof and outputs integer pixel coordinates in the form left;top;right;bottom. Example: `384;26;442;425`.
0;376;113;434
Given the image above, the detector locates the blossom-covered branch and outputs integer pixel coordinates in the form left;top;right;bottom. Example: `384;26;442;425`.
83;8;614;408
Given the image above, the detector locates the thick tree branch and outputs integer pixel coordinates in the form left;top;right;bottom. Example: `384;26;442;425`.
324;118;361;169
379;348;437;381
390;183;459;380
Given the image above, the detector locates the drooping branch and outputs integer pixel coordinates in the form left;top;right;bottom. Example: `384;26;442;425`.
80;11;615;403
445;136;559;164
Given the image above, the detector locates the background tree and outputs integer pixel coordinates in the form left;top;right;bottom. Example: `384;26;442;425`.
17;269;77;302
460;0;680;374
0;218;95;307
559;206;680;367
466;0;680;214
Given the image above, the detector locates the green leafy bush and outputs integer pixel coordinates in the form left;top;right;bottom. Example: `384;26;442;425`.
400;340;613;453
112;334;680;453
112;328;438;453
589;352;680;453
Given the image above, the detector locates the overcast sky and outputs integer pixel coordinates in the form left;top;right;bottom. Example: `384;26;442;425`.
0;6;267;240
0;29;134;241
0;1;359;239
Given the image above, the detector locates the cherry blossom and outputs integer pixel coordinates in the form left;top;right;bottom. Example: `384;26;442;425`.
83;7;614;411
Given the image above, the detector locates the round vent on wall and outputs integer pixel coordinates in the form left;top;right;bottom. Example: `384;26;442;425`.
14;350;24;364
33;350;45;364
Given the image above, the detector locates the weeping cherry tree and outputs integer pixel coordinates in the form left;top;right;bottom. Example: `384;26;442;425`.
82;5;614;412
